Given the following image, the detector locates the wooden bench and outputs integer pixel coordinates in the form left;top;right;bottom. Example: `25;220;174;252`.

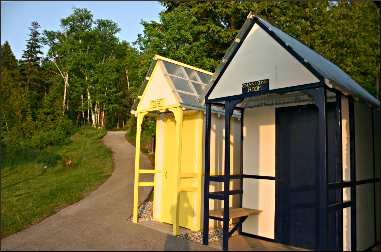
209;207;261;219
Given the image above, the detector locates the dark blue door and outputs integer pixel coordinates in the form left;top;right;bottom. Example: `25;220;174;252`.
275;104;340;250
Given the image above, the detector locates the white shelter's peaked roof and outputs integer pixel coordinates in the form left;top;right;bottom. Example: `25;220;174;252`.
207;13;380;106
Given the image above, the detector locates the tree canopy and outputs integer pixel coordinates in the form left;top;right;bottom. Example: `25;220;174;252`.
1;2;379;157
138;0;379;94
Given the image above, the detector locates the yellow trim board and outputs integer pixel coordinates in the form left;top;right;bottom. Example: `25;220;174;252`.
154;55;213;75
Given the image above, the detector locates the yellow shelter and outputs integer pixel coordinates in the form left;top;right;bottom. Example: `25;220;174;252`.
131;55;241;235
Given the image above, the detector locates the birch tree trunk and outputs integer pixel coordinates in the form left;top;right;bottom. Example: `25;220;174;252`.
62;72;69;115
87;84;91;125
81;94;84;120
52;61;69;115
91;106;96;127
125;68;130;89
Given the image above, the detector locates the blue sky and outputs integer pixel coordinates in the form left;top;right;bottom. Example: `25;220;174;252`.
1;1;165;59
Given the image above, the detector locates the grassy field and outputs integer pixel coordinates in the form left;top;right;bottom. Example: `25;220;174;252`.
0;127;113;237
125;127;155;165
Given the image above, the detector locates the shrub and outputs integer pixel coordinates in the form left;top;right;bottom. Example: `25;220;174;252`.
36;151;62;167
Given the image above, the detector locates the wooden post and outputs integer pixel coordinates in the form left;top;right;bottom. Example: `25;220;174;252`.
203;103;212;245
170;107;183;236
133;112;147;223
304;87;328;250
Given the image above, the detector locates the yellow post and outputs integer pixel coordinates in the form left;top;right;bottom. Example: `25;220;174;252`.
169;107;183;236
133;111;147;223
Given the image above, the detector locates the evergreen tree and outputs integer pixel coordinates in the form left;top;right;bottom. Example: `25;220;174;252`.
22;21;43;64
1;41;17;69
0;42;27;139
20;21;45;115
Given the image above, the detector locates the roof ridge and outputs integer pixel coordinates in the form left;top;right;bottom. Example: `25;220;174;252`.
154;55;213;75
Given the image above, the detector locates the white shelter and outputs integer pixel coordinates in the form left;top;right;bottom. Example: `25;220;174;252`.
202;13;380;251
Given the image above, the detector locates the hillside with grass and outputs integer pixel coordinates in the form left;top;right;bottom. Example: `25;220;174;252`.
1;128;113;237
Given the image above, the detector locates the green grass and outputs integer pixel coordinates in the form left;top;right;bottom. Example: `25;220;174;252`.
125;127;154;154
0;127;113;237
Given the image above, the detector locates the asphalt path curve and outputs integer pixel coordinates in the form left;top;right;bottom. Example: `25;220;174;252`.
1;131;212;251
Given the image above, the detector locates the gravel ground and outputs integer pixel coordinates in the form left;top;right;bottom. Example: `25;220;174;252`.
128;198;153;222
179;228;223;243
133;199;223;244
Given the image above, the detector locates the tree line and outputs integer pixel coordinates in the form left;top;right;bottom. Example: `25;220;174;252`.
1;0;379;158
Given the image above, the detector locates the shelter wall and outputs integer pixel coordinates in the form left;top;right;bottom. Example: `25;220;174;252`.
374;110;381;244
341;99;378;250
154;110;241;231
354;101;377;250
242;107;276;239
207;113;241;228
241;98;353;244
153;112;202;230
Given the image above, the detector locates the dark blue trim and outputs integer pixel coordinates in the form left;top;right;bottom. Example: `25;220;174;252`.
209;174;276;181
328;181;352;189
238;109;244;235
209;216;223;222
335;92;343;251
209;175;240;182
202;103;212;245
222;99;242;251
356;178;380;185
372;108;377;245
243;175;276;180
240;231;276;243
328;201;351;210
223;101;232;251
208;82;323;104
229;216;248;237
303;87;328;250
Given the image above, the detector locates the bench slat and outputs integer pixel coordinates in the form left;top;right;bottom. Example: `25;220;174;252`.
209;207;261;219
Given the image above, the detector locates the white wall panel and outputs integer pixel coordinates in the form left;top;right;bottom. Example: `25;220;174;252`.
356;183;375;250
153;117;165;219
242;179;275;239
354;102;373;181
343;206;351;251
376;182;380;243
341;96;351;182
242;107;275;238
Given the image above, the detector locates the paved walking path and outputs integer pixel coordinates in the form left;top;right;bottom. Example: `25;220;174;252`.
1;131;211;251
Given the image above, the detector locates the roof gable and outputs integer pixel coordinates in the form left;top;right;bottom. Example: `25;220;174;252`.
136;61;180;112
208;22;319;100
133;55;213;113
206;14;380;106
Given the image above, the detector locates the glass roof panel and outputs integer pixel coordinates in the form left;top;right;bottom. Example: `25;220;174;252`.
191;82;207;95
169;76;194;93
185;68;200;82
178;92;202;107
198;72;212;84
163;61;187;79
